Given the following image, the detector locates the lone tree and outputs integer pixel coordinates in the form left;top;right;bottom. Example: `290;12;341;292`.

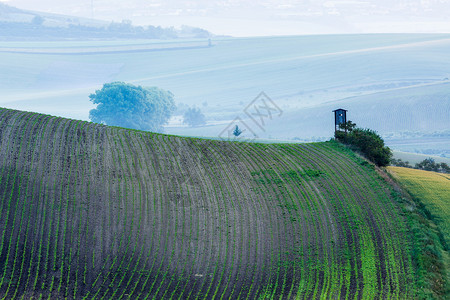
89;82;175;132
335;121;392;167
233;125;243;137
183;107;206;127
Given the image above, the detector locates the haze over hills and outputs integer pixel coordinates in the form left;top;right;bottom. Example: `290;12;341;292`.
1;33;448;157
0;3;448;157
0;3;212;40
3;0;450;36
0;2;106;28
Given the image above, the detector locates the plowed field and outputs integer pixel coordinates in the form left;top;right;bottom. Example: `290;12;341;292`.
0;108;415;299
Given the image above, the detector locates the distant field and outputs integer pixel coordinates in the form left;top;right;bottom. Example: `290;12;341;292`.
388;167;450;246
392;151;450;165
0;107;418;299
1;34;450;150
0;40;210;54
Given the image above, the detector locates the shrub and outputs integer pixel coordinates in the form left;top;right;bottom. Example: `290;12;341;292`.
335;124;392;167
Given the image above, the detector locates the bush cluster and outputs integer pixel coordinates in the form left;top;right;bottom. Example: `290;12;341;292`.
335;121;392;167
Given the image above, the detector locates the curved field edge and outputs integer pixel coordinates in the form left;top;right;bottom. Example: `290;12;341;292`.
0;107;423;299
387;166;449;299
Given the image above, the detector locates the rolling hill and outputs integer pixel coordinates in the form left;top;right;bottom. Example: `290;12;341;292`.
0;107;442;299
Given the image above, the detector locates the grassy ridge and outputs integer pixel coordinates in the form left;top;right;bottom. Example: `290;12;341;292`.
388;167;450;245
0;107;420;299
388;167;449;298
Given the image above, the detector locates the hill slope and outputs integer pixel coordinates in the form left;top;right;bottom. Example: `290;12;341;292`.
388;167;450;245
0;108;415;299
387;167;449;298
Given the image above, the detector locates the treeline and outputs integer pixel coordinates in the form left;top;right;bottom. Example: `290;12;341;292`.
391;157;450;174
0;18;211;40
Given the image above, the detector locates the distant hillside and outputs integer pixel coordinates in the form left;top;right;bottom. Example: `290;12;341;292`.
1;34;449;159
0;107;441;298
0;3;212;40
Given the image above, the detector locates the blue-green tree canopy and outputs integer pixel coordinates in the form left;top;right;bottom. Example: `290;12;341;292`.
89;82;175;132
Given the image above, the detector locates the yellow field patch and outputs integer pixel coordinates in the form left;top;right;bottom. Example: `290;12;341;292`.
388;166;450;244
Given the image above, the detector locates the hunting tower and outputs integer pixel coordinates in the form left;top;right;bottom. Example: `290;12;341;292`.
333;108;347;133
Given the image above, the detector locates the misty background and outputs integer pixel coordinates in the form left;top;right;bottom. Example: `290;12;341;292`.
2;0;450;36
0;0;449;160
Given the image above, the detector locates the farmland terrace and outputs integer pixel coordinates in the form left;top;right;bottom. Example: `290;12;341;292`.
0;107;427;299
